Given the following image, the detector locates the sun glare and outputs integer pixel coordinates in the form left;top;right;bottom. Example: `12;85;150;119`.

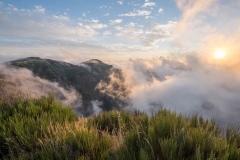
214;49;225;59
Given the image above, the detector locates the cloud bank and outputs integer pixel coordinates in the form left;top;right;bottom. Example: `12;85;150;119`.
101;55;240;126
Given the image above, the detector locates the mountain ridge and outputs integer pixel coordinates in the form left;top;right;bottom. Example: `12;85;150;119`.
7;57;129;116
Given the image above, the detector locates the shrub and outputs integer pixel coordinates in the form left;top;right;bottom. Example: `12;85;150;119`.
1;96;240;160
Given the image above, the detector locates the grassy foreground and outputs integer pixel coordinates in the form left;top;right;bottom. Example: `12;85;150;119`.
0;95;240;160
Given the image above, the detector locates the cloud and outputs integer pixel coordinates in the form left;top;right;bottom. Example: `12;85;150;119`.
0;5;98;42
117;1;123;5
85;19;99;23
158;8;164;13
172;0;240;62
91;23;108;29
106;55;240;126
175;0;216;35
96;69;131;108
142;2;156;8
81;11;89;17
53;15;70;21
103;31;112;36
0;65;82;109
0;41;120;64
0;3;178;61
99;5;108;9
34;5;45;14
109;19;123;25
90;100;103;115
83;18;108;29
140;21;177;46
7;4;18;11
114;23;144;40
0;2;3;7
114;21;176;46
96;71;129;101
119;10;151;17
99;5;112;9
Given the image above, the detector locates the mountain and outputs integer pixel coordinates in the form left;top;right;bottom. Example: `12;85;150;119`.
7;57;129;116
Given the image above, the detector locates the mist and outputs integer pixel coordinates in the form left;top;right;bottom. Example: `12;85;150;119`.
101;55;240;126
0;65;82;110
1;54;240;126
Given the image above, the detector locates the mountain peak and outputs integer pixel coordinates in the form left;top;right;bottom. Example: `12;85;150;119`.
17;57;42;61
84;59;104;65
26;57;41;59
8;57;125;116
81;59;113;69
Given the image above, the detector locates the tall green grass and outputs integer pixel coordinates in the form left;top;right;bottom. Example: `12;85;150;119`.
0;95;112;160
0;95;240;159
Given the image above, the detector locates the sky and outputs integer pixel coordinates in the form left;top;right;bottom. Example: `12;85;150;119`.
1;0;240;125
0;0;240;63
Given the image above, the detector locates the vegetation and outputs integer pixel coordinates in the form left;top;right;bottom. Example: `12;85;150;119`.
0;95;240;160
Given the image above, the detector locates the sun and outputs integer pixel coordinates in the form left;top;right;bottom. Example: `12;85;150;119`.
214;49;225;59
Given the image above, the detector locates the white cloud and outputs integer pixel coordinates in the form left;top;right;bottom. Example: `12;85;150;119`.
0;2;178;62
34;5;45;14
104;13;110;16
114;55;240;126
172;0;240;58
158;8;164;13
0;5;98;42
85;19;99;23
99;5;108;9
8;4;18;11
103;31;112;36
99;5;112;9
91;23;108;29
0;65;82;109
113;21;177;46
142;2;156;8
128;2;141;7
0;2;3;6
128;22;135;27
82;13;87;17
53;15;70;21
81;11;90;17
141;21;177;46
115;23;144;40
83;19;108;29
119;10;151;17
0;42;122;64
114;26;123;30
117;0;123;5
109;19;123;25
174;0;216;37
144;15;152;19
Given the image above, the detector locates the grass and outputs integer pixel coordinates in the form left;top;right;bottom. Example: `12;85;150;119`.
0;95;240;159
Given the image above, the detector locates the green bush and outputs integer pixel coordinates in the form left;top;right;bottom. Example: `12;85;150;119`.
0;95;240;160
0;95;113;160
105;109;239;160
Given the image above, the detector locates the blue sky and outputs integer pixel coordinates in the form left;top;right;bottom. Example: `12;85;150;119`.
3;0;180;22
0;0;240;63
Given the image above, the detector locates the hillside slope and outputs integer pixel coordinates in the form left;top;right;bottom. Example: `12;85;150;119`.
7;57;129;115
0;95;239;159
